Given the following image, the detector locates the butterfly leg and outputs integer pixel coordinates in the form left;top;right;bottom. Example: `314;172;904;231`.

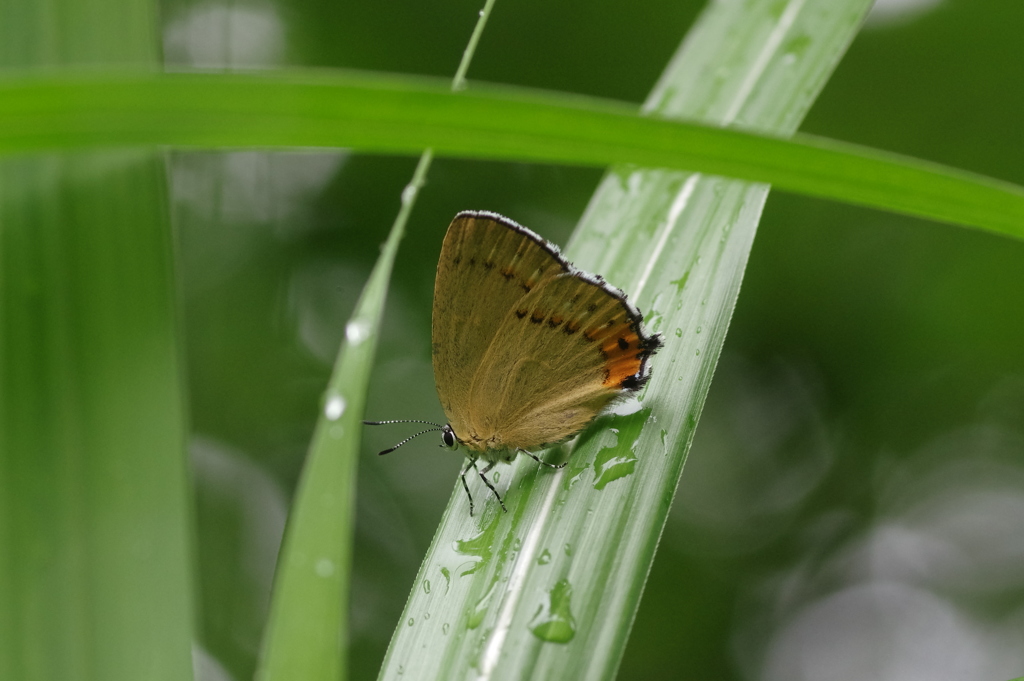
460;457;477;516
477;461;507;513
519;448;567;470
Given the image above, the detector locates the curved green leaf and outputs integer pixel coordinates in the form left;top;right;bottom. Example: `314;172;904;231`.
0;68;1020;240
256;152;432;681
377;0;874;679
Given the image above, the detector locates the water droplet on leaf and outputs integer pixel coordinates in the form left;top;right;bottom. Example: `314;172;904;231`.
529;579;576;643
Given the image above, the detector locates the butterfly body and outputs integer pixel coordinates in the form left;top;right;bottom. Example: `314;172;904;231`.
432;211;661;457
368;211;661;515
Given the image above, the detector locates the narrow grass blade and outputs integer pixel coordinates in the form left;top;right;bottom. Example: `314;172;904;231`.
0;70;1021;239
257;3;502;677
376;0;874;679
256;154;431;681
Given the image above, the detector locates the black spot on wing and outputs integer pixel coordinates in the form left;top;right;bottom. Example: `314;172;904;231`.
642;333;664;351
620;373;649;391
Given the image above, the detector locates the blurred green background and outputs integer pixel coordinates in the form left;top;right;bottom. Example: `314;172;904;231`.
158;0;1024;679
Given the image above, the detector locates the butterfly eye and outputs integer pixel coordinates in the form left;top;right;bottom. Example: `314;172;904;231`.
441;425;458;450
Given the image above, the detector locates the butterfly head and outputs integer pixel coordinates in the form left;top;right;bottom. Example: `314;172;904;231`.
363;419;468;454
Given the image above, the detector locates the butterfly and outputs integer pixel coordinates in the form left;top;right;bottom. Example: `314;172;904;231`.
366;211;661;515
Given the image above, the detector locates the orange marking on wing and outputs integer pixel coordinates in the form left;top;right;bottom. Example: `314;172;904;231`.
599;323;643;388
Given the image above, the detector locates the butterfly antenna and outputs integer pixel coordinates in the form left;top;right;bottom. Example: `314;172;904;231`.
363;419;444;427
372;426;443;456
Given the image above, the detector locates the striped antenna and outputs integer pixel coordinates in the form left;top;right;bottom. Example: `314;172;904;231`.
363;419;445;455
363;419;443;427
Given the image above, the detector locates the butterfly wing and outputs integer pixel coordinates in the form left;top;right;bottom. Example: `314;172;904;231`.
431;212;568;441
466;271;661;451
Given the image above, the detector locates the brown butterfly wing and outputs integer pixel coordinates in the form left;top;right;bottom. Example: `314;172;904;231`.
465;271;661;451
431;212;568;442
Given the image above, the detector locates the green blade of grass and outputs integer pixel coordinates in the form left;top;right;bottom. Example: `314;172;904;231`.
376;0;874;679
255;152;431;681
0;69;1021;240
257;4;499;678
0;1;194;680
